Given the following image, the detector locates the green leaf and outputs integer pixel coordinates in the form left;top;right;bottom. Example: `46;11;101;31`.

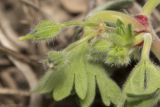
118;34;160;107
80;69;96;107
129;98;159;107
126;89;160;107
124;63;146;95
73;45;88;100
20;20;62;41
53;65;74;101
75;65;88;100
127;89;159;103
124;60;160;95
96;66;121;106
121;59;160;107
47;51;69;66
33;68;64;94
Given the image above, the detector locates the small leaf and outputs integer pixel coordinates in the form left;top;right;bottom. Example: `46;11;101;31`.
124;60;160;95
53;65;74;101
80;70;96;107
73;47;88;100
80;61;106;107
56;42;91;101
96;66;121;106
33;68;64;94
20;20;62;41
121;59;160;107
47;51;69;66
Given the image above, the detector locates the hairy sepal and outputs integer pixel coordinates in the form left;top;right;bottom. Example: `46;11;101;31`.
20;20;63;41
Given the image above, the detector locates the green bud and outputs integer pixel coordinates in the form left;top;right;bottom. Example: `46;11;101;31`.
108;20;134;47
47;51;69;66
19;20;63;41
105;46;130;66
88;37;112;62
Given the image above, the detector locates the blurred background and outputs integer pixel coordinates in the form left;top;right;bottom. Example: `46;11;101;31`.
0;0;160;107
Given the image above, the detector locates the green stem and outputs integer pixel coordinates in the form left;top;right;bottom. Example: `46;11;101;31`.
90;0;133;14
62;20;98;27
64;29;95;52
64;35;91;51
143;0;160;16
62;21;85;26
86;10;144;29
141;33;152;60
133;33;145;46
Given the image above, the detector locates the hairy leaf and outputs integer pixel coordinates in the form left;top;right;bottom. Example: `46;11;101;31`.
96;66;121;106
33;68;64;94
53;65;74;101
120;59;160;107
125;60;160;95
80;69;96;107
73;45;88;100
47;51;69;66
74;58;88;100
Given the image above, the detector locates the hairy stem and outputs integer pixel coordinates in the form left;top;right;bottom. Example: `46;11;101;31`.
133;33;144;46
90;0;133;14
141;33;152;60
143;0;160;16
150;28;160;61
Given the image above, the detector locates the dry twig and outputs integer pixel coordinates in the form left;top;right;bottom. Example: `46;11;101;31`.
0;9;42;107
0;88;30;96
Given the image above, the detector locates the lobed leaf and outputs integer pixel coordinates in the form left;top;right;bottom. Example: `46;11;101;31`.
125;61;160;95
74;58;88;100
80;70;96;107
121;59;160;107
73;45;88;100
96;66;121;106
33;68;64;94
53;65;74;101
